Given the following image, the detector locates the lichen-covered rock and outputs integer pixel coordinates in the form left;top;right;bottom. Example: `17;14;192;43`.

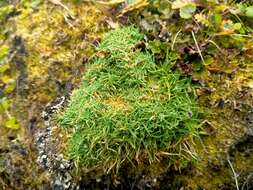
36;96;76;190
0;1;107;189
1;0;253;189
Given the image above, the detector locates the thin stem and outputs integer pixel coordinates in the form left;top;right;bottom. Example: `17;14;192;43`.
171;29;181;51
191;31;206;65
227;159;240;190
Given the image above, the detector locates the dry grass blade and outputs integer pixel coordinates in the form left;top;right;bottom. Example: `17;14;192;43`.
191;31;206;65
227;159;240;190
49;0;75;18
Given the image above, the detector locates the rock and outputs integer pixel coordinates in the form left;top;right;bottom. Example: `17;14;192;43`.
35;96;78;189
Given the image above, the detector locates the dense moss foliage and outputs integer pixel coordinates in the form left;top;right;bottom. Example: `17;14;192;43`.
58;26;199;170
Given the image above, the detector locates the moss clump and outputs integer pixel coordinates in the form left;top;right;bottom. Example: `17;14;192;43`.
58;26;200;171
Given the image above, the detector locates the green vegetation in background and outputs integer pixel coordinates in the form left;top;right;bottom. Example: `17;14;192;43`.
104;0;253;73
0;4;20;130
58;26;200;171
0;3;15;40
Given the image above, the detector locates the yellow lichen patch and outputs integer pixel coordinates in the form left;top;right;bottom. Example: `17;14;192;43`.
182;61;253;189
0;45;9;60
15;2;106;80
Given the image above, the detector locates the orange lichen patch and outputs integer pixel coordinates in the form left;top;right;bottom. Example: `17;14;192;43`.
51;125;71;156
103;96;131;112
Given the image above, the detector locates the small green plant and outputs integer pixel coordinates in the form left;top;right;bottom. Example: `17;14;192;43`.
0;5;14;22
57;26;200;171
172;0;196;19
